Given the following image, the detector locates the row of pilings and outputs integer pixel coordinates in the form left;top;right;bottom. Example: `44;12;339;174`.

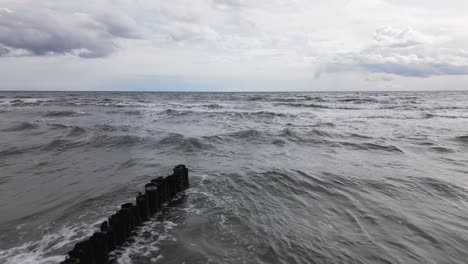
60;165;189;264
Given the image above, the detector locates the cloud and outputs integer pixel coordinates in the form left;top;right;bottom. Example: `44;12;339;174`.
0;8;141;58
321;27;468;78
165;22;218;42
373;26;447;48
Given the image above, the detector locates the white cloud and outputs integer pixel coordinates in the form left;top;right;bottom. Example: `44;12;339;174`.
373;26;448;48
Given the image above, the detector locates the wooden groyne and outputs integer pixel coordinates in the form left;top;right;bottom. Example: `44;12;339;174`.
60;165;189;264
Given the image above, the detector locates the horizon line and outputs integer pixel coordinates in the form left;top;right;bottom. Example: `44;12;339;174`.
0;89;467;93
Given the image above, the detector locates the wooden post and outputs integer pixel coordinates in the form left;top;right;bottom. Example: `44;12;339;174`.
109;213;124;246
136;192;149;221
151;177;167;207
145;183;158;215
100;221;116;252
90;232;108;264
173;164;189;191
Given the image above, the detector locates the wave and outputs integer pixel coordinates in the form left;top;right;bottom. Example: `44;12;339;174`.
308;129;337;138
429;146;455;153
41;139;84;152
246;96;267;101
158;109;192;117
455;135;468;144
278;128;345;142
0;175;11;185
387;176;468;201
66;126;87;137
48;123;69;129
202;104;223;109
159;133;211;152
43;110;87;117
271;98;303;102
106;110;143;116
9;100;43;106
347;133;374;139
0;147;28;156
94;124;130;132
124;110;142;115
424;113;468;119
276;103;331;109
225;129;264;140
337;98;379;104
340;142;404;153
90;134;145;148
47;124;87;137
158;109;290;119
2;122;38;132
276;102;361;110
416;177;468;200
276;129;308;144
263;96;328;103
238;111;290;118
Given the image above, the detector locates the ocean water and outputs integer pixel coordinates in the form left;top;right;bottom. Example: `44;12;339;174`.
0;91;468;264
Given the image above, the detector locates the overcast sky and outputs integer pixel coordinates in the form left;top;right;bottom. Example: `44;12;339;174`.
1;0;467;91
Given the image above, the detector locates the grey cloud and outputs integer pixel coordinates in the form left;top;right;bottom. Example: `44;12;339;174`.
95;13;142;39
212;0;243;9
165;22;218;42
321;27;468;78
0;45;8;55
0;8;141;58
360;63;468;77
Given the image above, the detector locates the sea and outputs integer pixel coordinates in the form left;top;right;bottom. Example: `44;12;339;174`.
0;91;467;264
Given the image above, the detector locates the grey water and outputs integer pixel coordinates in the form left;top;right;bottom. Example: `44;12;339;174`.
0;91;468;264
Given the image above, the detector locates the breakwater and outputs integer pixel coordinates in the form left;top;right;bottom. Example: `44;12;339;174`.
60;165;189;264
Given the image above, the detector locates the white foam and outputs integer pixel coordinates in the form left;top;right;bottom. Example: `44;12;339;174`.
0;219;105;264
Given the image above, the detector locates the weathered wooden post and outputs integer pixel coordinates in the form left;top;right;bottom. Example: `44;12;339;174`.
145;183;158;215
69;240;92;264
90;232;108;263
136;192;149;221
121;203;136;231
167;174;177;198
173;164;189;191
131;204;141;226
151;177;167;208
118;207;133;239
109;213;124;246
100;221;116;252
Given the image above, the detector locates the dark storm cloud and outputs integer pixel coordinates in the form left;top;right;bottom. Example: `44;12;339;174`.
0;9;142;58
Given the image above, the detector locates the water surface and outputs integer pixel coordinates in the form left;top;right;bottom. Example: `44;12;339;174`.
0;91;467;264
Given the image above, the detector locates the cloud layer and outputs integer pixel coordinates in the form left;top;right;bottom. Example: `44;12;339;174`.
0;8;141;58
321;27;468;77
1;0;468;90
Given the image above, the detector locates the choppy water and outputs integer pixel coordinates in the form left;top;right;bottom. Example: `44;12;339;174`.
0;91;468;264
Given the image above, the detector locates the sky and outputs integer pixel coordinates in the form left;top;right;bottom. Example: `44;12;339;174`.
0;0;468;91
